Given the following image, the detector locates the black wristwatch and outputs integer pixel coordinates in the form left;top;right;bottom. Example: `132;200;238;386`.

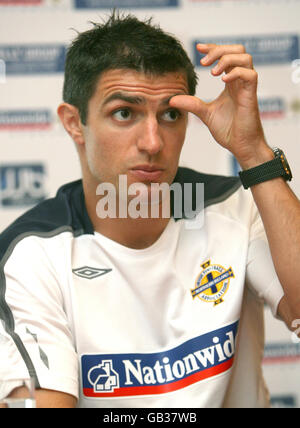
239;147;292;189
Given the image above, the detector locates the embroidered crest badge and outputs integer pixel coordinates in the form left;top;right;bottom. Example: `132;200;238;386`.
191;260;234;305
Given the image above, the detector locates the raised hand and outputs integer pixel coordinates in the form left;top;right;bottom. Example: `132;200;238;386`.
170;43;273;168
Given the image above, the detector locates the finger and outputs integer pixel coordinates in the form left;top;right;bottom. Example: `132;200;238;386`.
196;43;211;53
199;44;246;66
169;95;209;124
211;53;253;76
222;67;258;87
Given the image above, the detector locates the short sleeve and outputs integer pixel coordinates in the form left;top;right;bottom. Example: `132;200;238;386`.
246;208;284;318
0;235;78;400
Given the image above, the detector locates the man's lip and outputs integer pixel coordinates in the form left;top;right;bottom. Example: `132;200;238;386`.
131;165;164;172
129;166;164;181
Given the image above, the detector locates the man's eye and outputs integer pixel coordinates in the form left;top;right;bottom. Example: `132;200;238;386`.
162;109;181;122
112;108;132;121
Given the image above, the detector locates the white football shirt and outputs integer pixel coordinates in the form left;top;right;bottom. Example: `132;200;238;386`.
0;168;284;407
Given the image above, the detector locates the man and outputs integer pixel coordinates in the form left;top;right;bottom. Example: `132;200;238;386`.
0;12;300;408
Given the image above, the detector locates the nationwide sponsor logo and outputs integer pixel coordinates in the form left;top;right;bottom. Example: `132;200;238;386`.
87;360;119;393
191;260;234;305
75;0;178;9
0;163;46;207
0;45;66;75
0;110;52;130
81;321;238;398
193;35;299;66
72;266;112;279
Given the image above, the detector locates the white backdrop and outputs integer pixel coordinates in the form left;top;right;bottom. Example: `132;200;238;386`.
0;0;300;408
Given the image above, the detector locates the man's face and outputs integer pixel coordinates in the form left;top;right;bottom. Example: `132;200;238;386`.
81;69;189;197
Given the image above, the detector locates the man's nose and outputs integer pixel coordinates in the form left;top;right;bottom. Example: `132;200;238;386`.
136;117;163;156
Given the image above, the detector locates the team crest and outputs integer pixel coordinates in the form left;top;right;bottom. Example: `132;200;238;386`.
191;260;234;305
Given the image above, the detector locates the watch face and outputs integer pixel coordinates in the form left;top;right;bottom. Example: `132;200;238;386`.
274;148;293;181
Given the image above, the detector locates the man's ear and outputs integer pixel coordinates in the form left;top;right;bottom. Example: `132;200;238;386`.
57;103;85;146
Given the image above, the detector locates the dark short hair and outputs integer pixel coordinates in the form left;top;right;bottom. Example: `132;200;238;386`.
62;11;198;124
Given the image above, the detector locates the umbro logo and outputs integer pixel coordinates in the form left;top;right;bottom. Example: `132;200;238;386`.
72;266;112;280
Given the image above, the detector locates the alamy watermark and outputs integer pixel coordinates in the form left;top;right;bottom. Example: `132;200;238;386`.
95;175;204;229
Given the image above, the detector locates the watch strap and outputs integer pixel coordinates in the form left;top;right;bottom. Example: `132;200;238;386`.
239;157;285;189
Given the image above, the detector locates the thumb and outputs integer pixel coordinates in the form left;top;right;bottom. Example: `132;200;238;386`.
169;95;209;124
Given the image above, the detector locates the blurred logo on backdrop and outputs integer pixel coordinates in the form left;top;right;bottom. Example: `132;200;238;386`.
270;395;297;409
0;59;5;83
0;0;69;7
193;35;300;66
0;164;47;207
258;97;286;119
74;0;178;8
0;45;66;75
290;98;300;114
0;0;42;4
0;110;52;130
263;342;300;364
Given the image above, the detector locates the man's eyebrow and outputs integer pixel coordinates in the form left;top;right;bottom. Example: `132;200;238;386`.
102;92;145;106
102;92;185;107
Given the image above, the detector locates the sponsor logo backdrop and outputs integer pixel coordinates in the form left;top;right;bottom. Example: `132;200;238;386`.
0;0;299;407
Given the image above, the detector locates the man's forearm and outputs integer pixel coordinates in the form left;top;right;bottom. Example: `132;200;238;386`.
249;176;300;322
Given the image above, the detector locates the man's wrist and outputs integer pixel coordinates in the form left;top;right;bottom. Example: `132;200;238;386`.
236;145;274;171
